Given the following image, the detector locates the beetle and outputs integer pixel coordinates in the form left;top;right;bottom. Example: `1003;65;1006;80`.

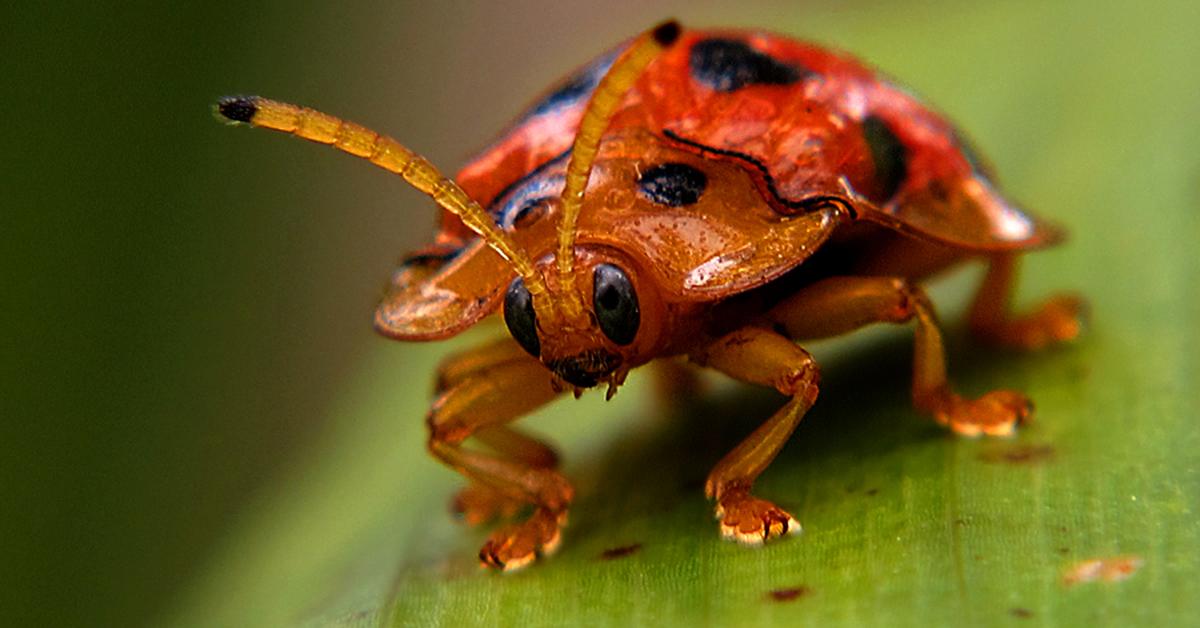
215;20;1084;571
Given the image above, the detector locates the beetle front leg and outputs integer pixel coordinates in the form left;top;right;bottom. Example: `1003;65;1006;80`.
767;276;1031;437
433;338;559;526
434;335;531;394
427;356;568;571
691;327;818;544
969;254;1086;350
449;425;559;526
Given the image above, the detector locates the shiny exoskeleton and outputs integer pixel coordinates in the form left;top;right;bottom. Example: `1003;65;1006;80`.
217;21;1083;571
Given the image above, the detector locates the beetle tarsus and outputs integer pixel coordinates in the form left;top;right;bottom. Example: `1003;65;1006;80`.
716;486;802;545
478;508;566;572
923;389;1033;438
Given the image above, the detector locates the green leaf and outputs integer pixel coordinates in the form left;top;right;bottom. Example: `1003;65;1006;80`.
167;2;1200;626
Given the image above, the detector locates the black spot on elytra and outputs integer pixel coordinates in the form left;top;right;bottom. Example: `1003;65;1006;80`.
862;115;908;202
689;38;806;92
217;96;257;122
637;162;707;206
526;51;618;118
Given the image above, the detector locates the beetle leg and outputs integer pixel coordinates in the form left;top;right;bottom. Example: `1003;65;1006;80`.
690;327;818;544
969;254;1086;350
427;357;570;571
433;338;557;525
434;335;530;394
767;276;1031;437
449;426;559;526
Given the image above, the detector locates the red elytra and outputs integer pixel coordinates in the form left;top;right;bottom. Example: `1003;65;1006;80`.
217;21;1083;571
458;30;1049;247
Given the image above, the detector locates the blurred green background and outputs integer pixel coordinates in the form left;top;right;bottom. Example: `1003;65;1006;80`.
4;1;1197;626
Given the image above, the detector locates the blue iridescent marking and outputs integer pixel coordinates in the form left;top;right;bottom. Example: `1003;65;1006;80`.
522;49;620;119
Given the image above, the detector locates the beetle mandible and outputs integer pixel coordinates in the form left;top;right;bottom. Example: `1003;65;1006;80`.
216;20;1084;571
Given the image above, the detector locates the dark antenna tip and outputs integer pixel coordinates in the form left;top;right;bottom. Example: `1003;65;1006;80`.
652;20;682;46
215;96;258;123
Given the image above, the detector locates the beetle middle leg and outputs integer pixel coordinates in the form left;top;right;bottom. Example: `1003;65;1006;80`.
690;327;818;544
766;276;1031;437
427;349;568;571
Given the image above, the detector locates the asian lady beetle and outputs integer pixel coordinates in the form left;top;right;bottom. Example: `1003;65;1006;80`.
216;20;1084;571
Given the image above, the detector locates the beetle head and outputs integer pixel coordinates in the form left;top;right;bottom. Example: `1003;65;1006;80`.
502;245;664;389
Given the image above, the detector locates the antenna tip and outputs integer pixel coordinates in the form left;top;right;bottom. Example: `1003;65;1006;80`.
652;20;682;46
215;96;259;123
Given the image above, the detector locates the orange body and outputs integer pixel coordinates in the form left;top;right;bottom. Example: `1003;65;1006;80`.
217;21;1083;570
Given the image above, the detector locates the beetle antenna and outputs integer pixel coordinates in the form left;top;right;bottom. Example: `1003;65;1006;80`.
555;20;681;318
214;96;551;301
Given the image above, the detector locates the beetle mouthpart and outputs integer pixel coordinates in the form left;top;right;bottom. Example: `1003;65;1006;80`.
547;349;622;388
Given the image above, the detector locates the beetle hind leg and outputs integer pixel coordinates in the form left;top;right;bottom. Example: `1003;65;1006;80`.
969;254;1086;350
768;276;1030;437
691;327;818;544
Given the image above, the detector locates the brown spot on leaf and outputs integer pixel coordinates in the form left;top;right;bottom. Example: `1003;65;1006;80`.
1062;556;1144;586
767;586;811;602
599;543;642;560
865;488;879;496
1010;608;1034;619
979;444;1055;464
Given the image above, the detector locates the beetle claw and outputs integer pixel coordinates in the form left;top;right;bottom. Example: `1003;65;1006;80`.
935;390;1032;438
478;508;566;572
715;489;802;545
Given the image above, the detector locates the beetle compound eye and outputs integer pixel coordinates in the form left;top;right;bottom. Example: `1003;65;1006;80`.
504;277;540;357
593;264;640;346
